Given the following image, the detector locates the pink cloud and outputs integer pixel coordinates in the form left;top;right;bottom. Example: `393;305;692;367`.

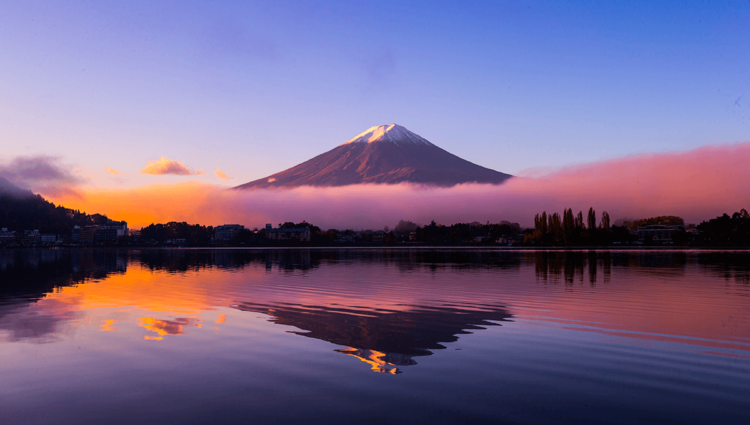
141;158;203;176
104;166;123;175
49;142;750;229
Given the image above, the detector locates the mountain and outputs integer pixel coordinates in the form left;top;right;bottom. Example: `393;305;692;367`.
0;180;110;234
235;124;512;189
0;176;30;197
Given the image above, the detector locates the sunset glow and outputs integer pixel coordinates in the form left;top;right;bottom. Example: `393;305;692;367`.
2;2;750;423
45;141;750;228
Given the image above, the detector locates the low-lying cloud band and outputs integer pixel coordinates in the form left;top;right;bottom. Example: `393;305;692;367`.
43;141;750;229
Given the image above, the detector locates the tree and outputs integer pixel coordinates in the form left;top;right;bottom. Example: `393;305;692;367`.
600;211;611;231
697;209;750;245
549;212;562;243
631;216;684;229
394;220;419;233
562;208;575;243
576;211;584;230
587;208;596;231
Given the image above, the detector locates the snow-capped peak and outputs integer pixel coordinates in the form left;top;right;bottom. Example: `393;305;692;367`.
341;124;434;146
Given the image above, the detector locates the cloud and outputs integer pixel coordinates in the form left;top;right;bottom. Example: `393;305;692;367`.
141;158;203;176
216;167;232;181
45;142;750;229
105;166;123;175
0;155;84;198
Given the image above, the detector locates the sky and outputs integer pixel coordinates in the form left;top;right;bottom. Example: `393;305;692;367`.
1;1;749;227
2;1;749;186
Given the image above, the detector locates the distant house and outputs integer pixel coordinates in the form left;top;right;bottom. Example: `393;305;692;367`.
94;227;118;243
71;226;81;243
102;220;128;237
215;224;245;241
637;225;685;243
0;228;18;245
79;226;99;243
22;230;41;246
265;224;311;242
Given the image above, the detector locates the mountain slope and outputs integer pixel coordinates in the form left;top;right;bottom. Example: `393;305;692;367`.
235;124;512;189
0;176;31;197
0;179;110;234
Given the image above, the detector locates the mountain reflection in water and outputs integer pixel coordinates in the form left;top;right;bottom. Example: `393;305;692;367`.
236;301;510;374
0;249;517;370
1;248;750;424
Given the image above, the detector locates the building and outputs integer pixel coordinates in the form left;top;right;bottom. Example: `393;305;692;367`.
22;230;41;246
73;221;128;244
41;234;58;245
0;228;18;245
637;224;685;243
102;220;128;237
79;226;100;243
71;226;81;243
94;227;119;243
265;224;311;242
215;224;245;241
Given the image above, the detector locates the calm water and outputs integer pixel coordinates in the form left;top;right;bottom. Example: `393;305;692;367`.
1;249;749;424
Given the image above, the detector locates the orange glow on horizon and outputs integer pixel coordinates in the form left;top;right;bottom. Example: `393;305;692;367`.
44;141;750;229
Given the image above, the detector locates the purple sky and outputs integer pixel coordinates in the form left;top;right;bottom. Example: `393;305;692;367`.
1;0;749;190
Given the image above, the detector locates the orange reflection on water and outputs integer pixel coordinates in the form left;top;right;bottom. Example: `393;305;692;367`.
40;264;255;315
336;347;401;375
139;317;202;341
100;319;118;332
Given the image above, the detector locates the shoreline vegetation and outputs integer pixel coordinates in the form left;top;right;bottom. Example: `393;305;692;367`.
1;184;749;248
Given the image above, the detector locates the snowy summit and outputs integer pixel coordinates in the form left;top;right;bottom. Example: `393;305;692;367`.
342;124;434;146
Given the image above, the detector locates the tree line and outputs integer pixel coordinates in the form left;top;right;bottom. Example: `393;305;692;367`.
696;209;750;246
528;208;634;245
0;190;111;235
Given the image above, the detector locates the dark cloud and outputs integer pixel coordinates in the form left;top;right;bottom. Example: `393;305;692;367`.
0;156;84;198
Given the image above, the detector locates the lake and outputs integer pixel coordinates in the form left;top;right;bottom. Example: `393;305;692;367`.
1;249;749;424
